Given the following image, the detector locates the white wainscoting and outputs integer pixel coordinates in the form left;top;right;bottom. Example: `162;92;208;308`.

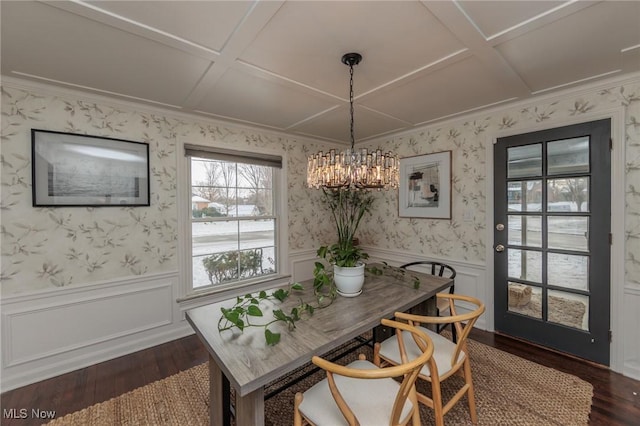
289;248;319;283
622;285;640;380
1;271;193;392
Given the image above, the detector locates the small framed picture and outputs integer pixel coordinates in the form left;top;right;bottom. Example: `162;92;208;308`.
32;129;150;207
398;151;452;219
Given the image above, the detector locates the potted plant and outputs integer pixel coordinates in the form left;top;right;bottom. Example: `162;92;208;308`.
316;188;375;296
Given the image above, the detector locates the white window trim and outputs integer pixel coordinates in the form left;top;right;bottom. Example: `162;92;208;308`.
176;139;290;304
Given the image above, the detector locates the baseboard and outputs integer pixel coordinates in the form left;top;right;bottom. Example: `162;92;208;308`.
623;361;640;381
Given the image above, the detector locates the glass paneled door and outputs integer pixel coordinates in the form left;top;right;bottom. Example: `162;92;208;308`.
494;119;611;365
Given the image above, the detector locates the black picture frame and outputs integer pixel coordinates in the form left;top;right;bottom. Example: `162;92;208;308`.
31;129;150;207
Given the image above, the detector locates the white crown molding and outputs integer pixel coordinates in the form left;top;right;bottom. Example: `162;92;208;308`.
0;75;337;148
361;70;640;146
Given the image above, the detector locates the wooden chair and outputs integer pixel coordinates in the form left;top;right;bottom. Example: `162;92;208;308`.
294;318;435;426
373;294;485;426
400;261;457;340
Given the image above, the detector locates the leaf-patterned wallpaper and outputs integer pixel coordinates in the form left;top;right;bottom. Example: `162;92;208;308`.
2;76;639;296
0;84;335;295
359;79;640;286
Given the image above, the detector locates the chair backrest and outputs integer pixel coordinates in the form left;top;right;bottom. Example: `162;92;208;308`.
400;261;456;293
394;294;485;368
311;319;434;425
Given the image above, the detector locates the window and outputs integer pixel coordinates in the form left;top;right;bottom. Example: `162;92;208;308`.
184;144;283;292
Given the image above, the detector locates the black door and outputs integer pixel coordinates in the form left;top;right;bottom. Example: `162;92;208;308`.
494;119;611;365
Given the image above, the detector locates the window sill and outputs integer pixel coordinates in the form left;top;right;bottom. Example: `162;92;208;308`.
177;274;292;310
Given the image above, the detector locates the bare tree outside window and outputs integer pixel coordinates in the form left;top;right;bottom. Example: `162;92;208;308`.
563;178;588;212
193;160;223;202
218;162;236;215
239;164;273;215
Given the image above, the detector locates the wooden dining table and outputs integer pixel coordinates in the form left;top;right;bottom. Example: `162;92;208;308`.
185;262;453;426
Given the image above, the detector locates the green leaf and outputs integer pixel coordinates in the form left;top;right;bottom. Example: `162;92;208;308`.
316;246;328;259
236;319;245;331
247;305;263;317
366;266;382;275
272;288;289;302
250;298;259;304
291;282;304;291
258;290;267;299
290;307;300;321
222;310;238;323
413;277;420;289
265;329;281;346
273;309;287;321
223;311;244;330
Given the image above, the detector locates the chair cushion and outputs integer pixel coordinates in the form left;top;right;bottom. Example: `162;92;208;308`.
297;359;414;426
377;327;464;378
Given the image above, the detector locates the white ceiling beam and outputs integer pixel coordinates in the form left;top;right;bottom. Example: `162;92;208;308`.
422;0;533;98
182;1;286;109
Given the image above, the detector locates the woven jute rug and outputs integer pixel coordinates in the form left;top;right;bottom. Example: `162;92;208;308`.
46;337;593;426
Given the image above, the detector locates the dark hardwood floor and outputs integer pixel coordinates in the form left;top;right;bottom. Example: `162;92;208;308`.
2;329;639;425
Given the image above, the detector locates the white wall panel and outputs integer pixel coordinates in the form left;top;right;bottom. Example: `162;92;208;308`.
622;285;640;380
4;283;172;366
289;249;318;283
1;272;192;392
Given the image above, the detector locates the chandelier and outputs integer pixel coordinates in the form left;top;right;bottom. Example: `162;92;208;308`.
306;53;398;190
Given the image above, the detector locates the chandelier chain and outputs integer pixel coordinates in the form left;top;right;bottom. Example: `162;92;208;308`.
349;62;355;150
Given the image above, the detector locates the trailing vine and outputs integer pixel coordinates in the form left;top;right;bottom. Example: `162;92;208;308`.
218;270;336;345
366;262;421;289
217;263;424;346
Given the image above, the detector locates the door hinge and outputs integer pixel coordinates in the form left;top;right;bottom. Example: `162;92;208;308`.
609;233;613;245
609;330;612;343
610;138;613;151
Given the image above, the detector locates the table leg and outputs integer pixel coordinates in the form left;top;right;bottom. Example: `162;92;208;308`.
373;323;393;342
209;355;225;426
425;295;437;315
235;387;265;426
407;296;439;331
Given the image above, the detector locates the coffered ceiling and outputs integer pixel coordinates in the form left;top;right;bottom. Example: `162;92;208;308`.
2;1;639;144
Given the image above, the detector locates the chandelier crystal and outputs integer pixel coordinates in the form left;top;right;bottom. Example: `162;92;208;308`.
306;53;398;190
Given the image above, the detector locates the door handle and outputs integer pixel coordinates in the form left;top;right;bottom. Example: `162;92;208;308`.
495;244;505;252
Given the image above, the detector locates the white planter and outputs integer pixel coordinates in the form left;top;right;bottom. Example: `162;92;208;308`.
333;263;365;297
